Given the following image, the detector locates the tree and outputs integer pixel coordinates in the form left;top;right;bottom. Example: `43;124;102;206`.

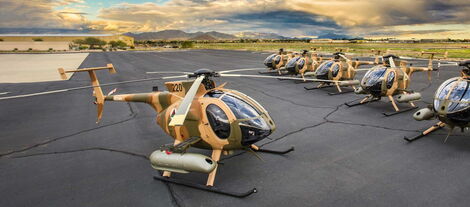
73;39;85;45
109;40;128;48
181;41;194;48
83;37;106;49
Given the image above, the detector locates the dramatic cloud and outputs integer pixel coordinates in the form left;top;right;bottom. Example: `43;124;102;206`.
0;0;469;38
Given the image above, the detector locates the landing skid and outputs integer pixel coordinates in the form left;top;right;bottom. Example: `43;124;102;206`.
382;106;418;117
328;90;354;96
304;85;333;90
344;99;379;107
252;146;295;154
153;176;257;198
258;71;279;75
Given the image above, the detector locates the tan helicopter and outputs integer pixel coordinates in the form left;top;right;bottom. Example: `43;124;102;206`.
262;48;296;74
1;64;304;197
345;55;437;116
285;52;378;95
405;60;470;142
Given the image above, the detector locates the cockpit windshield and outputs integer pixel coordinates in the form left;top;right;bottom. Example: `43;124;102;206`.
286;57;300;69
316;61;334;76
264;54;276;67
434;78;470;113
362;66;388;86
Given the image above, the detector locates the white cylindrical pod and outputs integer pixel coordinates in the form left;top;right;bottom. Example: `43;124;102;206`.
397;93;422;103
149;150;217;174
413;108;435;121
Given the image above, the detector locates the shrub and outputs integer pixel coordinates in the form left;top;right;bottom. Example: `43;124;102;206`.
32;38;43;41
181;41;194;48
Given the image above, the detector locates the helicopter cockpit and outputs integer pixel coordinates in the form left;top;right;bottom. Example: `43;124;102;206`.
433;77;470;123
264;54;281;69
360;65;395;96
205;90;272;146
315;61;339;79
285;56;304;74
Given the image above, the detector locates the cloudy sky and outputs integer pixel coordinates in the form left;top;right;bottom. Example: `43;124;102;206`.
1;0;469;39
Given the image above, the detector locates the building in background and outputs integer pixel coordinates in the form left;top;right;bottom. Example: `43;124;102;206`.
0;34;134;51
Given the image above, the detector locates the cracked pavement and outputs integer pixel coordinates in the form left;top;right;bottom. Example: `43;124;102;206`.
1;50;470;207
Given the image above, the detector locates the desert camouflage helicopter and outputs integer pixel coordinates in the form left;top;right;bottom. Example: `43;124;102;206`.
0;64;302;197
284;52;378;95
405;60;470;142
345;55;437;116
282;49;324;80
262;48;296;74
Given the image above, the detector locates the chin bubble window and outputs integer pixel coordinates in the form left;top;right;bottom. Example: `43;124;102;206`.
206;104;231;139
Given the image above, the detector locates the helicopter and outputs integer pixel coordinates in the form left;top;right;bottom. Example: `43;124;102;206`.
345;55;437;116
0;64;302;197
404;60;470;142
282;49;324;80
283;52;377;95
262;48;296;74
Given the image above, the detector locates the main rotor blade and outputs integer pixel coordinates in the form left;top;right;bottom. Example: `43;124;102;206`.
169;75;205;126
389;57;396;68
219;68;266;74
0;75;187;101
146;71;192;74
221;73;342;83
339;54;350;62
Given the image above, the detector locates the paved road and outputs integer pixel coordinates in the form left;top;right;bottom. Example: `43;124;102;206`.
1;50;469;207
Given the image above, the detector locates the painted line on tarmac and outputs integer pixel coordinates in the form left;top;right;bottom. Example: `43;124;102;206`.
0;92;10;96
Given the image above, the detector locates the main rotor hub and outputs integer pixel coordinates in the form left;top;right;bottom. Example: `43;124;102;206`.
459;60;470;76
190;68;219;90
192;68;218;77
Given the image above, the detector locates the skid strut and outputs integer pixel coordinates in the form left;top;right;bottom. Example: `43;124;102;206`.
404;122;445;142
153;176;257;198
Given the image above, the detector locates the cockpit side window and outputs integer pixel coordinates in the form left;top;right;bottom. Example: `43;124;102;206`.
286;57;300;68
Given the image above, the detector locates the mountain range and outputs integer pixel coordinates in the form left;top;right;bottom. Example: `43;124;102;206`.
124;30;290;41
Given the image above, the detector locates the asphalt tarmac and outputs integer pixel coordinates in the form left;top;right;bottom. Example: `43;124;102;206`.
1;50;469;207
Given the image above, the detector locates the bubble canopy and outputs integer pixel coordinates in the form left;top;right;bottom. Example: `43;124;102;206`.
434;78;470;113
205;91;272;145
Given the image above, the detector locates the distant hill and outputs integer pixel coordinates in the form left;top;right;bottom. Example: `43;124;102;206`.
124;30;237;41
189;34;217;41
234;32;288;39
317;32;363;40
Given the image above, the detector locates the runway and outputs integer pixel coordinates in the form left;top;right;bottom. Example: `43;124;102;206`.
1;50;469;207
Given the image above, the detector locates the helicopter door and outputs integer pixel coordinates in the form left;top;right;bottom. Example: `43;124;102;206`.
329;62;341;80
199;98;234;148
